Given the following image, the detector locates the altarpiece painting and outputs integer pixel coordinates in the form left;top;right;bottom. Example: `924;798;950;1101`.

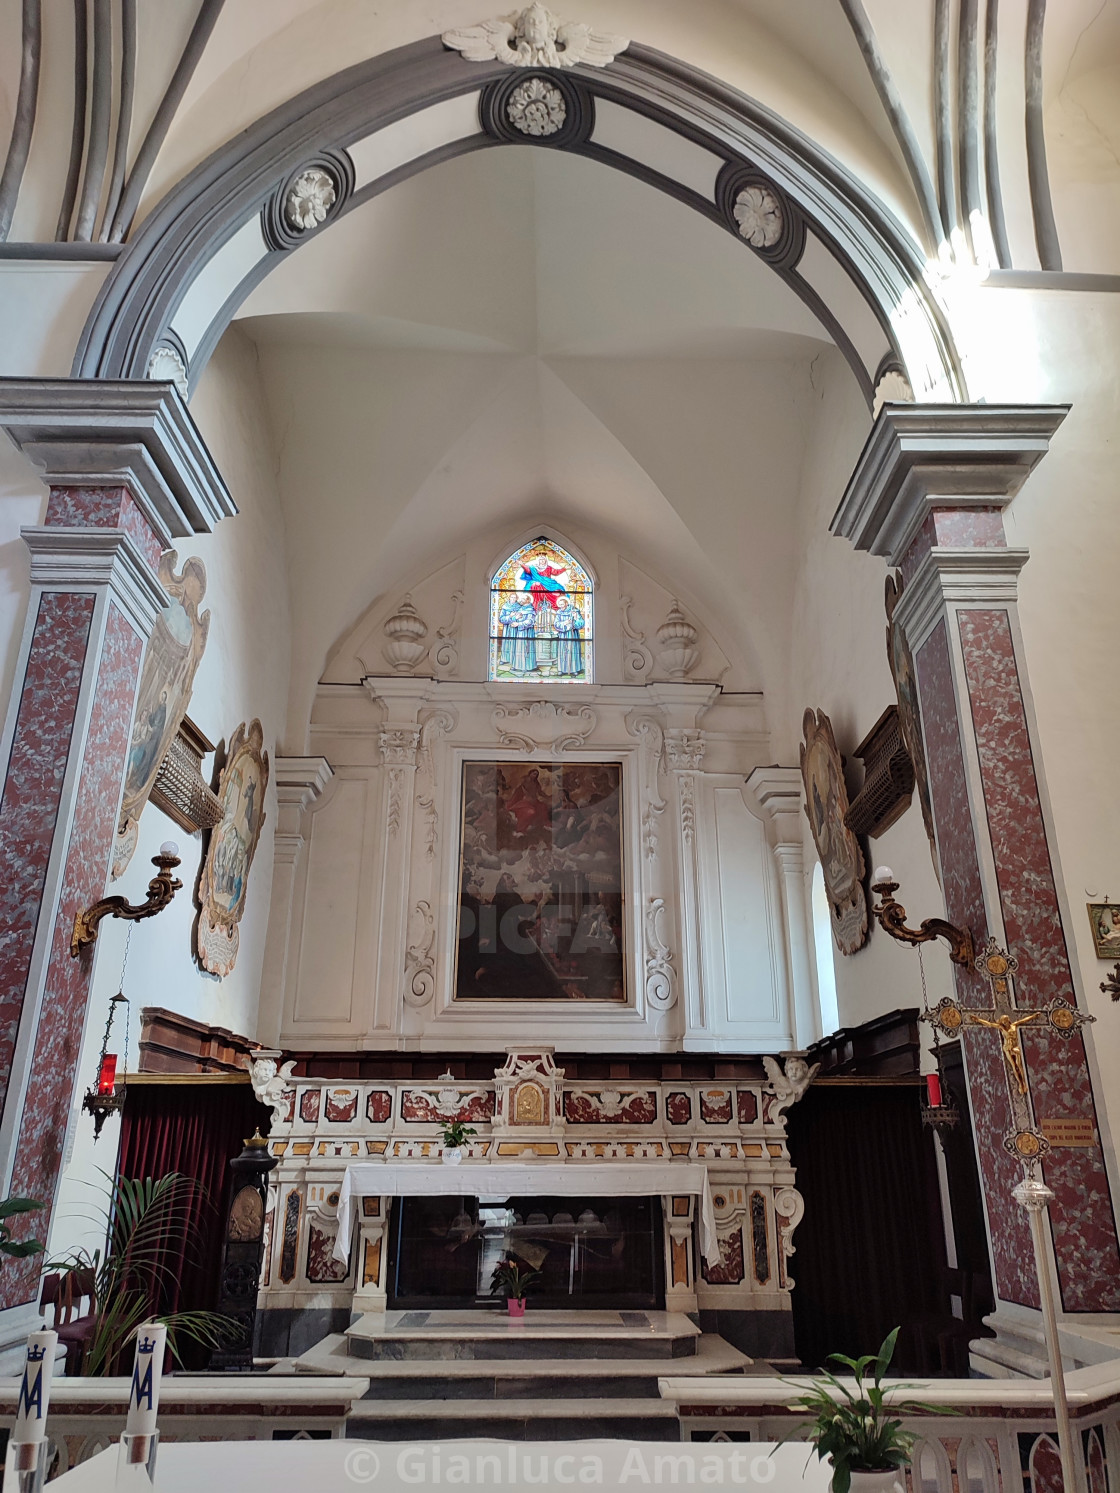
456;761;625;1001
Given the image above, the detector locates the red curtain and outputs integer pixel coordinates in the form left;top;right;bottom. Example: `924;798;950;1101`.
116;1080;268;1367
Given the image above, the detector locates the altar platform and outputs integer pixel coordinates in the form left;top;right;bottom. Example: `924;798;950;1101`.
52;1437;833;1490
290;1311;754;1440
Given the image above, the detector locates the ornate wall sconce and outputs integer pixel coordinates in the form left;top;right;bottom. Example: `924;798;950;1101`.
71;843;183;957
869;866;974;967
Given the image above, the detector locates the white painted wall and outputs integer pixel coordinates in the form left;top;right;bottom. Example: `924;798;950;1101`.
786;346;955;1031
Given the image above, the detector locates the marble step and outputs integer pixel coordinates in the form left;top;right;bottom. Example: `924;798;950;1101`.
294;1331;750;1381
346;1395;681;1442
345;1309;702;1362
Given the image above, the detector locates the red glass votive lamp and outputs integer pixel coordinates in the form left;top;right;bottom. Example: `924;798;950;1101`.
97;1053;118;1096
925;1072;943;1108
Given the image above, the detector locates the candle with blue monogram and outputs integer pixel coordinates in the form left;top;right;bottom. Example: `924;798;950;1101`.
11;1331;57;1445
125;1324;166;1438
4;1331;57;1492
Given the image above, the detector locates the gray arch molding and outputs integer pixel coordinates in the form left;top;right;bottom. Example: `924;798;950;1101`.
73;35;966;403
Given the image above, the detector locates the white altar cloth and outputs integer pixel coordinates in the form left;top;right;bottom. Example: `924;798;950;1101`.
333;1161;719;1264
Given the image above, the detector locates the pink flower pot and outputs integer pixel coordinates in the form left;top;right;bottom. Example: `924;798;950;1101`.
507;1297;526;1317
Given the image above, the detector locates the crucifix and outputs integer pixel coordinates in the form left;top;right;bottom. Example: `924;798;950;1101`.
923;935;1095;1493
924;936;1094;1166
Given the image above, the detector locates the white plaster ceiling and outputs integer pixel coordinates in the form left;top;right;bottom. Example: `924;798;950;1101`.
231;145;853;749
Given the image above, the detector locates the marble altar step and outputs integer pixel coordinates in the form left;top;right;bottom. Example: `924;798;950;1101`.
345;1394;682;1442
344;1309;702;1362
292;1327;750;1398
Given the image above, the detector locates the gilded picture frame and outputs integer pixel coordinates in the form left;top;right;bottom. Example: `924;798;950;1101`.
1087;902;1120;960
885;573;937;869
196;719;269;977
111;552;209;879
800;707;868;955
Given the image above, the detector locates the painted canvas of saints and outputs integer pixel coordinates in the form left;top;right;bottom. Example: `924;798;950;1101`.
456;761;625;1001
489;538;593;684
197;719;269;977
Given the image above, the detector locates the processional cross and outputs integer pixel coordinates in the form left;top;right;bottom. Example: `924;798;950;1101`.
924;937;1094;1168
918;933;1096;1493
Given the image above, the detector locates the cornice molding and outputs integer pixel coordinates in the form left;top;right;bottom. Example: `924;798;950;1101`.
21;524;170;635
831;403;1068;564
0;378;236;544
893;546;1029;652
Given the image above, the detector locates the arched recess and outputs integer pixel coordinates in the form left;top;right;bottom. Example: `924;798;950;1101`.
73;36;966;407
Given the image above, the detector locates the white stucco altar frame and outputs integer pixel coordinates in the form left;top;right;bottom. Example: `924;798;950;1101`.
331;1160;719;1266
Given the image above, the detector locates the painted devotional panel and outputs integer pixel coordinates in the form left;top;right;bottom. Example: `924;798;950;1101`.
196;719;269;977
489;538;592;684
112;553;209;879
456;761;625;1001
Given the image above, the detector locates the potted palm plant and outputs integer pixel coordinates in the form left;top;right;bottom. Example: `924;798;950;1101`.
50;1171;235;1375
489;1256;541;1317
439;1120;476;1165
785;1328;954;1493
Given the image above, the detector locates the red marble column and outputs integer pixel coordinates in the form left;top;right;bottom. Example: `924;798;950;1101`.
834;406;1120;1319
0;382;233;1328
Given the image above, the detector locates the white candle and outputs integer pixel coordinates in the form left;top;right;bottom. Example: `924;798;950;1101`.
12;1331;57;1444
125;1324;167;1437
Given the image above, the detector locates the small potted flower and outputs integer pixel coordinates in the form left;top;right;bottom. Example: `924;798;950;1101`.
439;1119;477;1165
489;1256;541;1318
784;1327;954;1493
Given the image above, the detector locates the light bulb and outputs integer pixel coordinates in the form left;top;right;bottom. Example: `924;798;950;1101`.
159;841;180;857
872;866;894;886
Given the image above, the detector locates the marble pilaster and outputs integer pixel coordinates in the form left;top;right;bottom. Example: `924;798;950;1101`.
256;757;335;1047
833;404;1120;1318
747;766;818;1048
0;380;233;1320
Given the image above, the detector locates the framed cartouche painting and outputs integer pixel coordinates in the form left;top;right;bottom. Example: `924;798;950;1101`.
455;761;625;1001
1087;902;1120;959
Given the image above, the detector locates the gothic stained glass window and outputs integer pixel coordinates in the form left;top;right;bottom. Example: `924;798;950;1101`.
489;538;593;684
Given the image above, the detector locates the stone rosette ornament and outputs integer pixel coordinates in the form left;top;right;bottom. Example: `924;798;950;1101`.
284;167;336;232
196;719;270;976
507;77;567;136
733;184;784;249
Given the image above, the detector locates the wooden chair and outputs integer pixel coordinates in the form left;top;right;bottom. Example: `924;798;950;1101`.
39;1269;97;1375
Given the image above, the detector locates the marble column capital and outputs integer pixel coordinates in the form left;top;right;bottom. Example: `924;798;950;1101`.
831;403;1067;564
0;378;235;547
894;546;1030;652
21;525;169;636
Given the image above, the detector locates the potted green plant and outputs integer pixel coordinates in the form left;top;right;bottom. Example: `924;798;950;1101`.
439;1120;477;1165
0;1197;44;1266
489;1256;541;1317
784;1327;954;1493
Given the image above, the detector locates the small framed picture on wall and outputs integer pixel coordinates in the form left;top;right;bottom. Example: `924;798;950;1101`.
1087;902;1120;959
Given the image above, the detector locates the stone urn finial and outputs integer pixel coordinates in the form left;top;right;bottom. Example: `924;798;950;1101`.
383;594;429;673
656;599;699;680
